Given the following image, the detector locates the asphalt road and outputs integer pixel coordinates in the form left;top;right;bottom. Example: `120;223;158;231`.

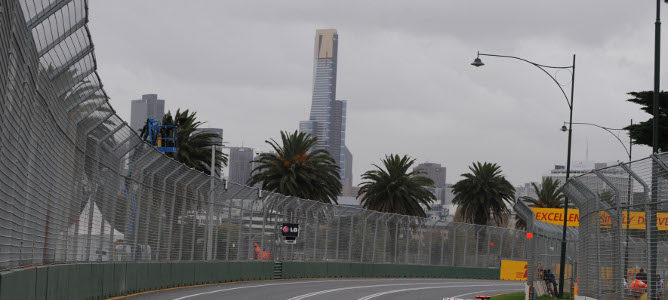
122;278;523;300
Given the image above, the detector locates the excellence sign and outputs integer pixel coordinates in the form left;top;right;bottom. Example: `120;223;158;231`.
530;207;668;230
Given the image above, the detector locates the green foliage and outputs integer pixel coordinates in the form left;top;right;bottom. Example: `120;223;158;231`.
452;162;515;226
521;177;564;208
357;154;436;217
247;130;342;204
624;91;668;150
161;109;228;175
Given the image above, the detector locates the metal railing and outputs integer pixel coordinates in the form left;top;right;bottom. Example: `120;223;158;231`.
0;0;528;272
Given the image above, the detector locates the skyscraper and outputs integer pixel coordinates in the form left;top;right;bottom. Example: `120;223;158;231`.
413;162;446;188
299;29;352;190
130;94;165;132
229;147;254;185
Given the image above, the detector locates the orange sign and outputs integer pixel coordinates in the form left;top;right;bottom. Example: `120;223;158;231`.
530;207;668;230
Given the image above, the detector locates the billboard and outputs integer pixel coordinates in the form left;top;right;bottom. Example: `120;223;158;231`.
530;207;668;230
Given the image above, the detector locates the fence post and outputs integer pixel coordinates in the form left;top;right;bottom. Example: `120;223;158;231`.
168;173;199;260
131;153;162;261
371;214;381;263
159;167;188;260
594;169;624;299
335;211;341;260
361;211;375;263
142;159;171;260
451;225;457;266
155;165;183;260
349;215;355;261
428;223;433;265
404;216;410;264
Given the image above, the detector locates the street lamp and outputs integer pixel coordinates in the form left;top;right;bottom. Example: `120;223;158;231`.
564;120;634;288
472;51;575;297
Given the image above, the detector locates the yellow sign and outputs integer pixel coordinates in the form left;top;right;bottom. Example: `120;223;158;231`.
531;208;580;227
530;208;668;230
500;260;527;281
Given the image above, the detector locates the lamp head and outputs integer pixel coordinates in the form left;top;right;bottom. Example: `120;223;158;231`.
471;57;484;67
560;125;568;132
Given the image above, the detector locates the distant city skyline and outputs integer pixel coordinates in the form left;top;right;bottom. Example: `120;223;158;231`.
92;1;654;186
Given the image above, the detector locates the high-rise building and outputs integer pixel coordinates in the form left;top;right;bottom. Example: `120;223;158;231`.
299;29;352;190
342;146;353;196
130;94;165;132
229;147;254;185
413;162;446;188
196;128;224;147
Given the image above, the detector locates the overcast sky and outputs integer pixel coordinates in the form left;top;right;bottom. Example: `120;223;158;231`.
89;1;662;186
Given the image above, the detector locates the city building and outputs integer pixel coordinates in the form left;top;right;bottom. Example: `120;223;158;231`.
545;161;631;205
228;147;255;185
413;162;446;188
515;182;539;201
298;29;352;193
196;128;223;147
130;94;165;132
343;146;353;196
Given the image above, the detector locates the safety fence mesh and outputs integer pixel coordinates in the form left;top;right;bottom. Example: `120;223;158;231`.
0;0;528;272
562;156;668;300
514;199;578;296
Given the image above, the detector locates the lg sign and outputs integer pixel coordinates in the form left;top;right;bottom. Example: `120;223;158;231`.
281;223;299;238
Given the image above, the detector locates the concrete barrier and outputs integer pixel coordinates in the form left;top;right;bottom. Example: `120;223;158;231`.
0;262;499;299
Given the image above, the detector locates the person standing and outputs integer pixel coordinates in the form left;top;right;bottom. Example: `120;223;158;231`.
629;274;648;300
636;268;648;283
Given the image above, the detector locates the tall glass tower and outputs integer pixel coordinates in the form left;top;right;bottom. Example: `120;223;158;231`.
299;29;351;189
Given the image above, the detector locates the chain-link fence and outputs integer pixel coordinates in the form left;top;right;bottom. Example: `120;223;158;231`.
0;0;528;273
514;199;578;296
562;155;668;299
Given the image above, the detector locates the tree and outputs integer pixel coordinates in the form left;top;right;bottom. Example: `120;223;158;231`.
521;177;564;208
452;162;515;226
357;154;436;217
161;109;227;175
247;131;341;204
624;91;668;151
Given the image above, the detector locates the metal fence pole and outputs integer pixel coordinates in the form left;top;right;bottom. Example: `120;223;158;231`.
168;173;199;260
155;165;183;260
404;216;410;264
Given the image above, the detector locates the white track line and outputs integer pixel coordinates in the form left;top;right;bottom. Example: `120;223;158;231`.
287;282;466;300
170;279;377;300
356;284;522;300
450;287;524;299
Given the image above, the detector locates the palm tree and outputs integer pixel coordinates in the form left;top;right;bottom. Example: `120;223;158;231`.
357;154;436;217
452;162;515;226
521;177;564;208
161;109;227;175
247;131;341;204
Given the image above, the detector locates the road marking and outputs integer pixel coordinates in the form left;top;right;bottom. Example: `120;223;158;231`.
287;282;468;300
449;287;524;299
169;279;399;300
356;284;522;300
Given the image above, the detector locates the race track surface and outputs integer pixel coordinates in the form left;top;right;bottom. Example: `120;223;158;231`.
122;278;523;300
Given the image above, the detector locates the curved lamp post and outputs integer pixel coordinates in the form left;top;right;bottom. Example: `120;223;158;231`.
565;120;634;286
472;52;575;297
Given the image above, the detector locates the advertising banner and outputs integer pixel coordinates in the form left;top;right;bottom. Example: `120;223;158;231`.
500;260;527;281
530;208;668;230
